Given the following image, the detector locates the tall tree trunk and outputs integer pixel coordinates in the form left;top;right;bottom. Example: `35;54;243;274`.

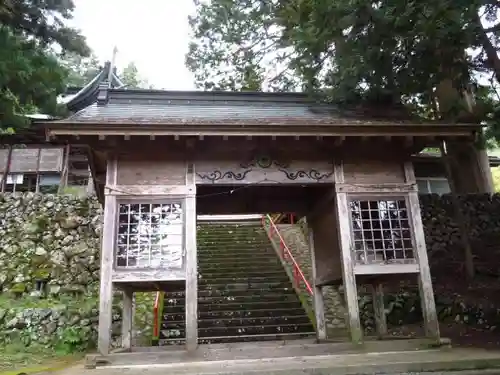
435;78;483;280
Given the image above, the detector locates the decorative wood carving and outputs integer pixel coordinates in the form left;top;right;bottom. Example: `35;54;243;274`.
195;155;334;184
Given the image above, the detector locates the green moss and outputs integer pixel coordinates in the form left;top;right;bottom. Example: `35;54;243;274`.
9;283;26;293
0;342;83;373
33;269;50;280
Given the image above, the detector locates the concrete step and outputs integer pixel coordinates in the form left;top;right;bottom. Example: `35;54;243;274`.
162;307;310;321
162;315;312;330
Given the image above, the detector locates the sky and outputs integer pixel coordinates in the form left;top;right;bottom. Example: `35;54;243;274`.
71;0;196;90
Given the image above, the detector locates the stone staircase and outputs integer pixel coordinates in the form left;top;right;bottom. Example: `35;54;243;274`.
157;221;315;345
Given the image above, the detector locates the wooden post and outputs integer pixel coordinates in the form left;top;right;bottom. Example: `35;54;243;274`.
371;283;387;339
185;163;198;352
58;144;71;194
334;161;362;344
1;145;12;193
98;156;118;356
34;148;41;193
404;162;440;341
307;222;327;341
121;289;133;350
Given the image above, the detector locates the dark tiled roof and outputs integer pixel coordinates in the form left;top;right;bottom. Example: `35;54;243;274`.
56;89;471;127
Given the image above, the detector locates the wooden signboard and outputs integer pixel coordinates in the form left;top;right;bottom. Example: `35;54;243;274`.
0;147;64;173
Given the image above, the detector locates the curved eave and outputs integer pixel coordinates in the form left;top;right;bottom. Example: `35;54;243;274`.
65;69;109;113
65;63;125;113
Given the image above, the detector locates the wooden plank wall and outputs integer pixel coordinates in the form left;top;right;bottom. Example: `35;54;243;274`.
343;159;406;184
309;199;343;286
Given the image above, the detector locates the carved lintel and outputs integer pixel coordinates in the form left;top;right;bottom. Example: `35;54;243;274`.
195;155;334;183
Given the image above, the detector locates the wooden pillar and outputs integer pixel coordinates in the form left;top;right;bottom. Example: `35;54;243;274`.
370;283;387;339
334;161;362;344
307;222;327;341
98;156;118;356
1;145;12;193
58;144;70;193
121;289;133;350
185;163;198;352
404;162;440;341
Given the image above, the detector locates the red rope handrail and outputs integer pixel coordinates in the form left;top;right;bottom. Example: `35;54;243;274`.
153;291;161;340
262;214;313;295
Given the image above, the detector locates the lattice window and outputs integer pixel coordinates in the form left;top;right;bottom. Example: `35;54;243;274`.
116;202;184;268
349;198;415;265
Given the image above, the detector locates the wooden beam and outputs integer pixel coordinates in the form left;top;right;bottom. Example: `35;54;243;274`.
354;263;419;275
307;223;327;341
105;185;194;196
34;148;41;193
1;145;12;193
121;289;133;350
185;163;198;352
371;283;387;339
97;156;118;356
335;183;418;194
112;269;185;282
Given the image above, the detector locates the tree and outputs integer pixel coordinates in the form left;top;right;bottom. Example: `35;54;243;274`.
0;0;89;131
186;0;500;279
59;52;101;87
120;62;153;89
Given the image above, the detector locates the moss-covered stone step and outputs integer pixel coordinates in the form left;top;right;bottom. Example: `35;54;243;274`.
158;332;315;346
162;314;312;330
165;289;300;301
199;275;290;284
162;307;309;322
198;254;280;268
198;241;270;248
199;259;282;270
163;293;301;310
198;245;273;253
199;322;314;337
163;300;304;314
198;251;273;258
200;269;292;279
160;322;314;340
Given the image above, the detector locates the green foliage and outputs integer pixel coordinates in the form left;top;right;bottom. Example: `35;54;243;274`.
59;52;101;87
0;0;89;130
491;167;500;192
120;62;154;89
186;0;500;139
54;326;93;354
